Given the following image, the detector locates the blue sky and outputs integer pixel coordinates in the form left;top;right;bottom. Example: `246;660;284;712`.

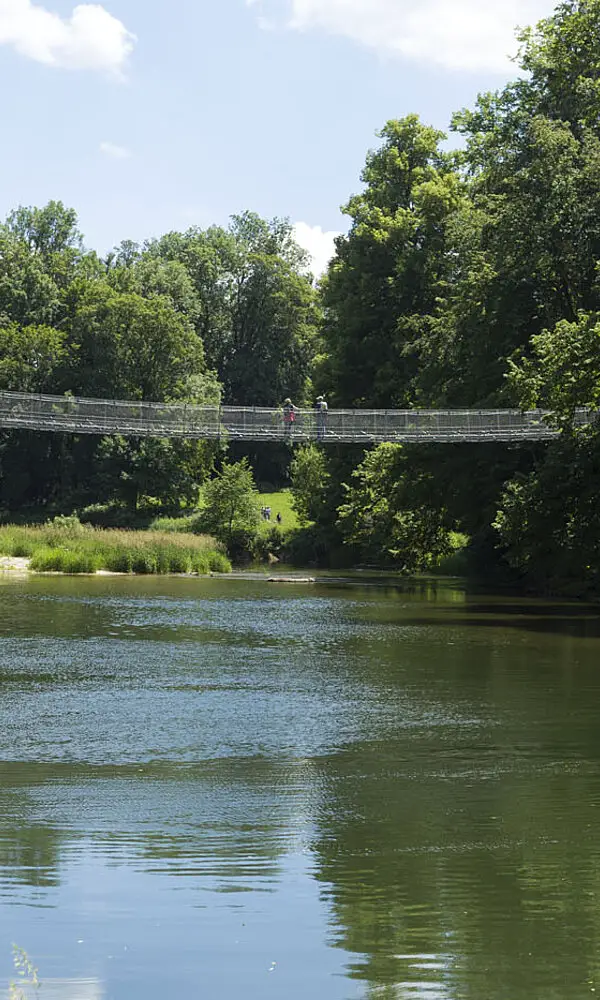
0;0;554;271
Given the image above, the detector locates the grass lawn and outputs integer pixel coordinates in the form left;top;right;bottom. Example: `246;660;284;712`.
256;490;299;533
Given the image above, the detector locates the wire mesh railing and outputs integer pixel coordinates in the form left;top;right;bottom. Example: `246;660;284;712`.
0;390;591;443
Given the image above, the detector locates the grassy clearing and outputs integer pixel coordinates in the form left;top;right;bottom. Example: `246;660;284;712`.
256;491;299;533
149;490;299;537
0;521;231;576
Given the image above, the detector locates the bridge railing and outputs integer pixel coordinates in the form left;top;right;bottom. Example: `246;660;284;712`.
0;390;591;443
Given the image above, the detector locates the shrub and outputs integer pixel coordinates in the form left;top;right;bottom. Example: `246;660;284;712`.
191;552;210;574
253;526;284;562
223;528;259;565
131;551;159;575
30;547;100;574
103;548;134;573
167;550;193;574
207;551;231;573
11;540;35;558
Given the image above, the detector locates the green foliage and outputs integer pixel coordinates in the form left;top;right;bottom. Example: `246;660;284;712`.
493;430;600;595
320;115;465;407
0;524;230;576
30;546;101;574
256;490;298;533
195;460;260;544
0;324;71;393
337;444;454;572
290;445;330;526
507;312;600;420
68;281;207;401
148;214;320;406
92;435;214;512
429;532;470;576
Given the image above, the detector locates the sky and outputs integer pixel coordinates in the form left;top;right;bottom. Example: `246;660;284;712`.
0;0;555;273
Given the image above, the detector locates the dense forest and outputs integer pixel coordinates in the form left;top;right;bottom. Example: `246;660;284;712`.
2;0;600;595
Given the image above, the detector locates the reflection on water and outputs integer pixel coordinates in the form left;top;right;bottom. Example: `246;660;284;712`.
1;575;600;999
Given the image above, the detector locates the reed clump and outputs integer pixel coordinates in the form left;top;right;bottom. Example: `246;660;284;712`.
0;517;231;576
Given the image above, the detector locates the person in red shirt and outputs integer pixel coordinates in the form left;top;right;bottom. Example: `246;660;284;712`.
283;398;296;438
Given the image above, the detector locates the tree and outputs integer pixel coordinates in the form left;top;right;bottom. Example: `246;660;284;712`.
222;253;319;406
320;116;465;407
0;324;71;393
0;230;61;328
4;201;100;290
493;434;600;594
507;311;600;421
337;443;454;571
494;309;600;594
148;215;320;406
197;460;260;543
67;282;208;401
92;436;214;512
290;445;330;526
107;255;202;324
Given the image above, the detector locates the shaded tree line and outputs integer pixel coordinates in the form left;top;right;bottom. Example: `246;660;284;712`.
0;207;319;512
312;0;600;595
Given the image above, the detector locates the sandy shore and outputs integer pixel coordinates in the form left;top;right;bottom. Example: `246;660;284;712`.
0;556;30;573
0;559;316;582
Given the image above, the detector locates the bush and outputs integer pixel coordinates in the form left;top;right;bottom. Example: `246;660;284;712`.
223;528;259;564
11;540;35;558
166;550;192;573
131;551;159;575
30;547;101;574
282;525;336;567
191;552;210;574
253;526;284;562
207;551;231;573
103;547;134;573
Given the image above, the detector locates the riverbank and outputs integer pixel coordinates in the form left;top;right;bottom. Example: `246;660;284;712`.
0;521;231;576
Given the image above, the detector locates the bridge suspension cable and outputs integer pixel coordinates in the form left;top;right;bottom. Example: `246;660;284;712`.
0;390;589;444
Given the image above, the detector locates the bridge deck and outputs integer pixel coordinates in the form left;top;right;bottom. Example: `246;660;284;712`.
0;391;587;444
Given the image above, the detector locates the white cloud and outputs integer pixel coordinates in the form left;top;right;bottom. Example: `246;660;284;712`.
294;221;340;275
100;140;132;159
250;0;553;73
0;0;135;75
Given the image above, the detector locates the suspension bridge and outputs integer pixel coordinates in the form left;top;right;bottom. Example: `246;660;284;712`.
0;390;590;444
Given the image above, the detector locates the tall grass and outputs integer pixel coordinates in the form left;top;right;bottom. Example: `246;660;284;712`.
0;518;231;576
9;946;38;1000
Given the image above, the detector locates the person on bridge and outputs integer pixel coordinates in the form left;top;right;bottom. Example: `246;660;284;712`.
315;396;328;441
283;398;296;438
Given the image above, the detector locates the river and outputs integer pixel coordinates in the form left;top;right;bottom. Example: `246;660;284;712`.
1;573;600;999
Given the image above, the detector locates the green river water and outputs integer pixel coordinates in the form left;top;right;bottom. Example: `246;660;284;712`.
1;573;600;999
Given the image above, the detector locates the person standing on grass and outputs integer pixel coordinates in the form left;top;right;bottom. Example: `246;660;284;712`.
283;398;296;439
315;396;328;441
